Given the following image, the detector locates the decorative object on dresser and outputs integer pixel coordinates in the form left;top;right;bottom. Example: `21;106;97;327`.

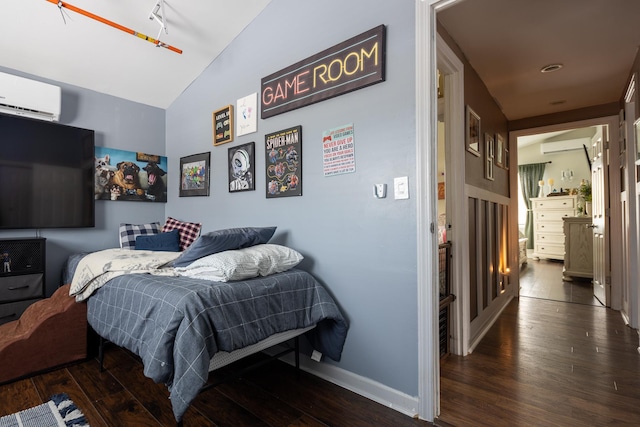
531;195;579;260
562;216;594;281
0;238;45;326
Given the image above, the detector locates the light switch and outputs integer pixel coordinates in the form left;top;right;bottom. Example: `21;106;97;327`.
394;176;409;200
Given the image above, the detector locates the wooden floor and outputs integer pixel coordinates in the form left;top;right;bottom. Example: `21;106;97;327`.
438;296;640;426
519;258;600;306
0;345;432;427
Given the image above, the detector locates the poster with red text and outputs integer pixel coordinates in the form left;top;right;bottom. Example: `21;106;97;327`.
322;124;355;176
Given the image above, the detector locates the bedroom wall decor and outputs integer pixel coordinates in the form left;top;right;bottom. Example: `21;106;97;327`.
228;142;255;192
180;152;210;197
322;123;356;176
213;105;233;146
236;93;258;136
260;25;386;119
265;126;302;198
466;105;481;156
94;147;168;202
495;133;504;168
485;133;494;181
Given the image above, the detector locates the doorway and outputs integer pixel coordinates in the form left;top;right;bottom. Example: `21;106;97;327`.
511;116;622;311
516;126;604;306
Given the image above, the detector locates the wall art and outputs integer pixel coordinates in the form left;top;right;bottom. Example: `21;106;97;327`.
265;126;302;198
466;105;481;157
213;105;233;146
237;93;257;136
94;146;167;202
180;152;210;197
228;142;255;192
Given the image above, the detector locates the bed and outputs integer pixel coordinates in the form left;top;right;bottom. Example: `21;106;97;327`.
64;243;348;425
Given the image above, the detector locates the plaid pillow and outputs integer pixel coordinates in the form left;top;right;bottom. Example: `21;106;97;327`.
161;217;202;251
119;222;161;249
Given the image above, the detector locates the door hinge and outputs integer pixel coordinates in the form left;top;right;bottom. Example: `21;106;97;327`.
430;222;435;233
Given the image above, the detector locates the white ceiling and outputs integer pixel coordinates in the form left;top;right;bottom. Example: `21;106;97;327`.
2;0;271;109
2;0;639;118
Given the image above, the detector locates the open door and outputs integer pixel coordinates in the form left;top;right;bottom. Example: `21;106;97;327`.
591;127;608;305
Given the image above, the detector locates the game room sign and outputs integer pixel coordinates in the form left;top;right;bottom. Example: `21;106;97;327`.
261;25;386;119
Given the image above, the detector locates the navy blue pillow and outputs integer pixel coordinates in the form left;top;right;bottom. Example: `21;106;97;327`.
135;229;180;252
173;226;276;267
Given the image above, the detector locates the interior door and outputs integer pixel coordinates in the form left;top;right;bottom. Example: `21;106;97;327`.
591;127;607;305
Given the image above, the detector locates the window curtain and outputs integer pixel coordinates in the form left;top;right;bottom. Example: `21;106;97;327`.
518;163;546;249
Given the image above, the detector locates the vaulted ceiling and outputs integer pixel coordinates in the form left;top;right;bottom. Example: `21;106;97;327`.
3;0;271;109
3;1;639;119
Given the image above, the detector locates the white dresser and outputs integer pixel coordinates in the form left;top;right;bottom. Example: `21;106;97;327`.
531;195;579;261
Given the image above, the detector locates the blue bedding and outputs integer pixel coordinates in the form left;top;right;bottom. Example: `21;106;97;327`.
77;265;347;422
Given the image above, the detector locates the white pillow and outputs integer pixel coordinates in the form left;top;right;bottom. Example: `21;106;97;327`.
175;244;303;282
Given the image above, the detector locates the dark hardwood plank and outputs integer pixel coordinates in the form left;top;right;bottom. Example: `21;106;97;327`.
32;368;109;427
0;378;41;416
101;346;213;427
93;389;162;427
438;296;640;426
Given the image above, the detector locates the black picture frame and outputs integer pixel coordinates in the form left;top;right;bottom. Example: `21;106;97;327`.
228;142;255;192
265;126;302;198
179;152;210;197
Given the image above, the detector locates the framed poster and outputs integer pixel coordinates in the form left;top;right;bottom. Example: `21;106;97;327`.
265;126;302;198
466;106;481;157
485;133;494;181
237;93;257;136
213;105;233;146
94;147;168;202
495;133;504;168
180;152;210;197
228;142;255;192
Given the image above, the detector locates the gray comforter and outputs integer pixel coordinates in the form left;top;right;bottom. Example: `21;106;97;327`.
84;268;348;422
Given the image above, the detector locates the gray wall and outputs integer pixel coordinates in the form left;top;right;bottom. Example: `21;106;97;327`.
166;0;420;395
0;66;166;297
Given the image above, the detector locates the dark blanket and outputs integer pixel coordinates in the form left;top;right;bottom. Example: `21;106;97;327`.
85;268;348;422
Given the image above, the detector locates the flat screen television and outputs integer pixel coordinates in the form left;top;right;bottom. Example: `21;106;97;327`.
0;112;95;229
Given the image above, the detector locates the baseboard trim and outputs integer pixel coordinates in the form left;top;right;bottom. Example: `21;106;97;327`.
269;348;420;419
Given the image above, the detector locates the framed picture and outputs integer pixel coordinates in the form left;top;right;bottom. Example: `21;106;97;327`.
466;106;481;157
180;152;210;197
634;117;640;165
438;182;445;200
228;142;255;192
94;147;168;202
237;93;258;136
504;135;510;170
265;126;302;198
485;133;494;181
495;133;504;168
213;105;233;146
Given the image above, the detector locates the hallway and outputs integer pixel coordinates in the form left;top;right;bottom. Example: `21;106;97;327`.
437;297;640;426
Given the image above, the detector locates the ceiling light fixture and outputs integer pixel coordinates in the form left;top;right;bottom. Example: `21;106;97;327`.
540;64;563;73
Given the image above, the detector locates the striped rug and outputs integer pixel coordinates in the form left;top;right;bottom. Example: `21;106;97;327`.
0;393;89;427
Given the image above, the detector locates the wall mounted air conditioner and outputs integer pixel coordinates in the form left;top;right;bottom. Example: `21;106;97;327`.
0;72;61;121
540;138;589;154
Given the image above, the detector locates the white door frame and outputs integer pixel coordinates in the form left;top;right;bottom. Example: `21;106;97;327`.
416;0;463;420
436;35;467;357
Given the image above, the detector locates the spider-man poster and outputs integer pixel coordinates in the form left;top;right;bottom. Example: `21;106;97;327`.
265;126;302;198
